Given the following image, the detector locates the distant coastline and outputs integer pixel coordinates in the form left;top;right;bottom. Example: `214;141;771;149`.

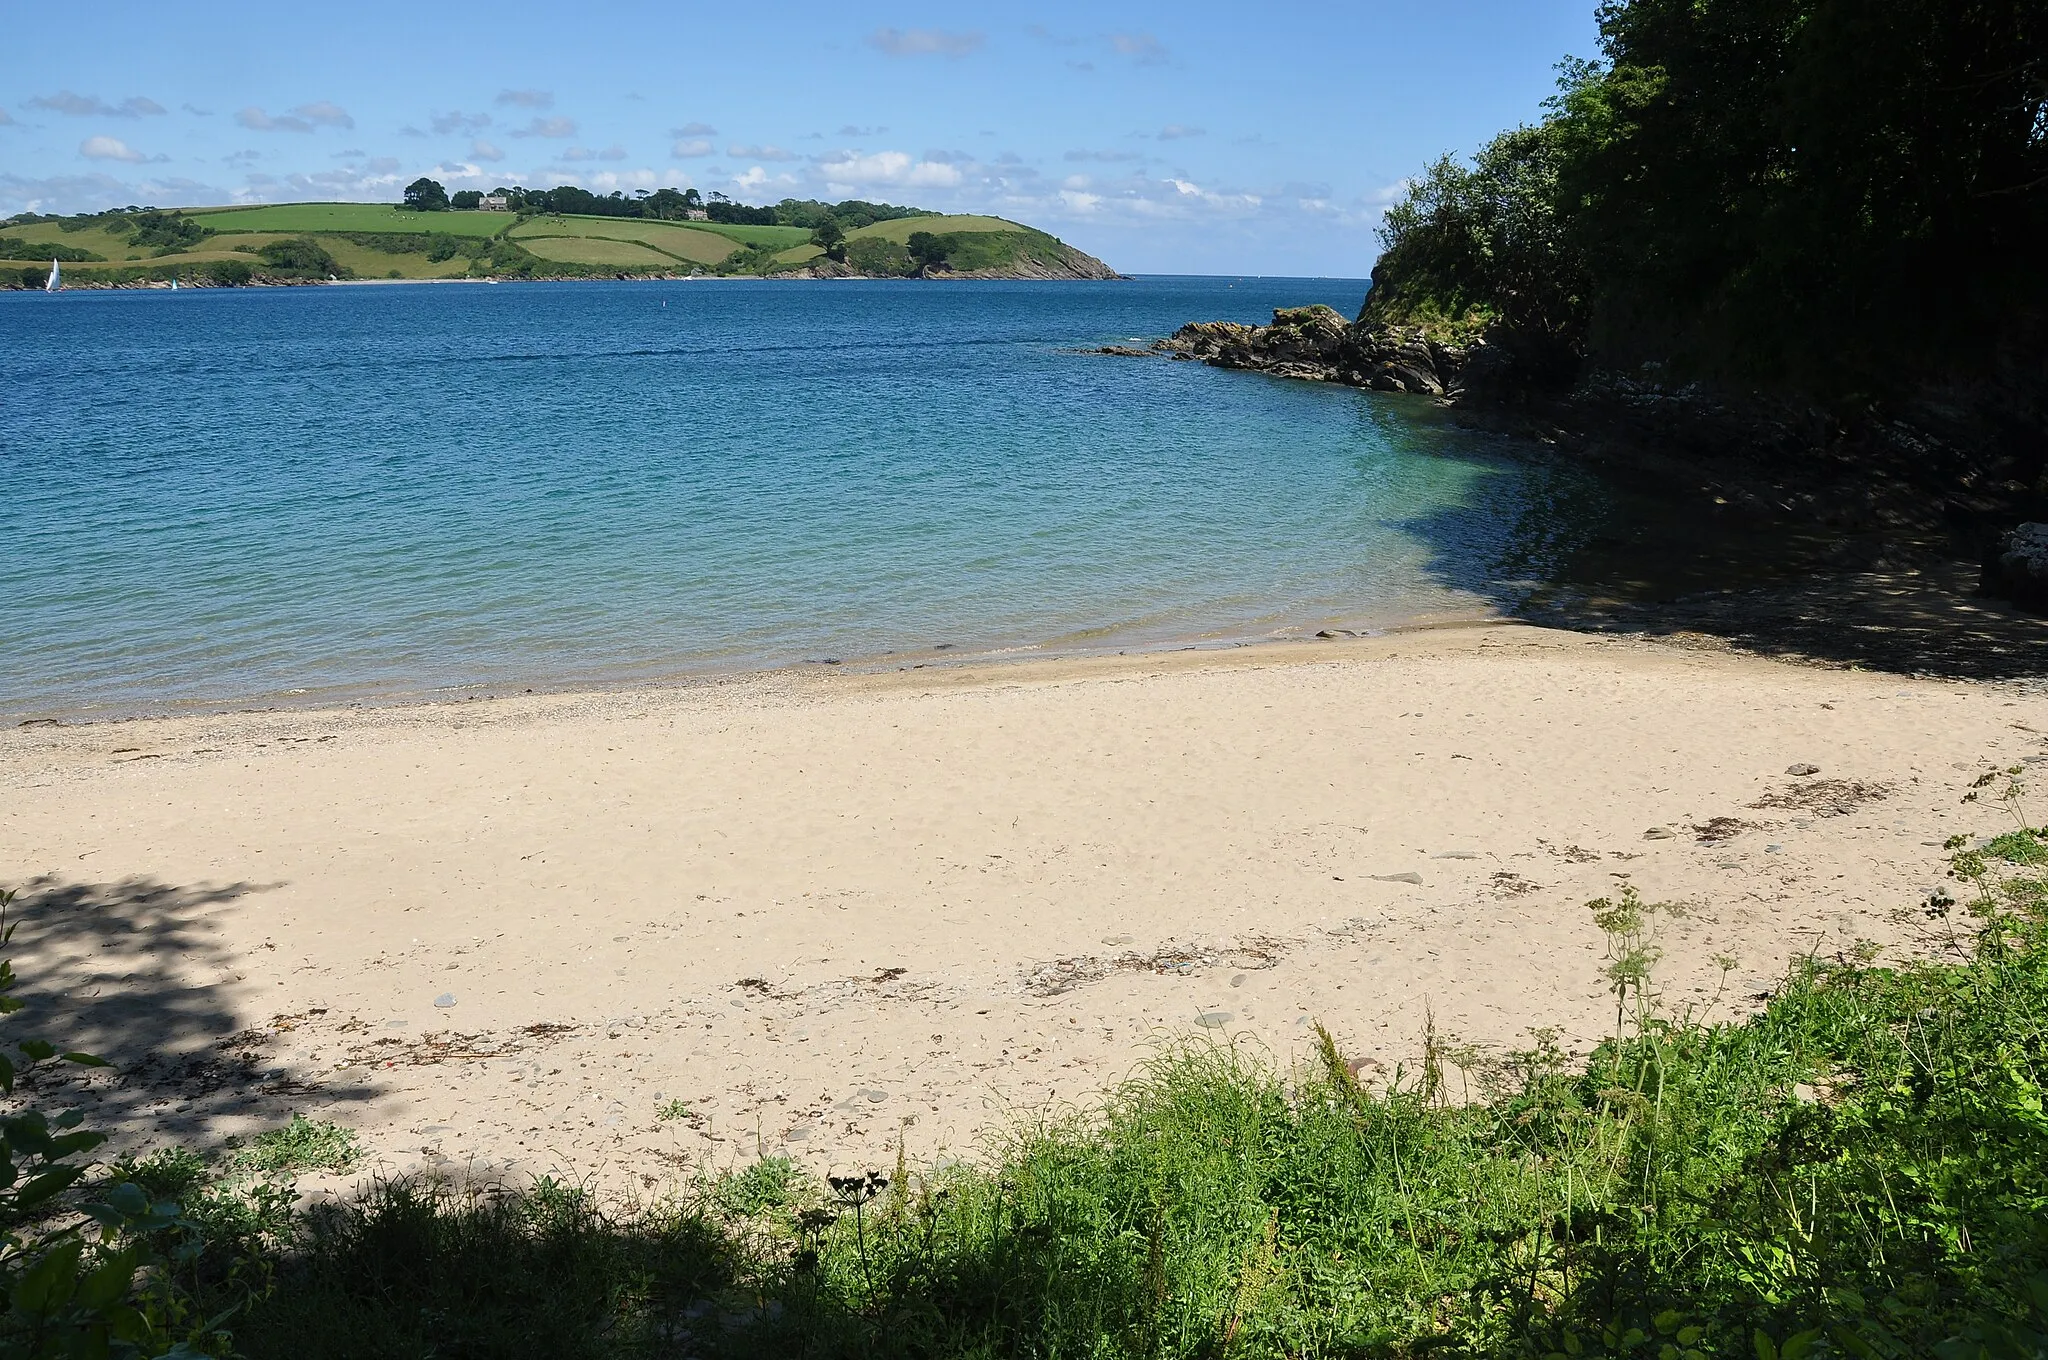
1;196;1121;289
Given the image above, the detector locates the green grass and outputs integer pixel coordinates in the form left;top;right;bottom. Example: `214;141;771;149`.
515;236;683;268
9;797;2047;1358
191;203;510;236
148;817;2048;1357
770;214;1046;268
507;216;739;266
233;1114;362;1176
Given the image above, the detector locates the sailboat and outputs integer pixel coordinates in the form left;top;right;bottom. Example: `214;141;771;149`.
44;259;59;292
170;273;178;291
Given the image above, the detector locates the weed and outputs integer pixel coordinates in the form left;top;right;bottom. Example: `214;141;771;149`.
232;1115;360;1177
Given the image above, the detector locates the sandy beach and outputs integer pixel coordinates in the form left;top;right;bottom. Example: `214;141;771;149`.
3;624;2042;1191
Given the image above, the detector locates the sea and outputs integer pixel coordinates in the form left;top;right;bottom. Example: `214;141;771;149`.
0;276;1606;721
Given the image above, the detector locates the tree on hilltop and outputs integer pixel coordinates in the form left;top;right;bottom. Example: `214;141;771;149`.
402;177;450;212
811;217;848;262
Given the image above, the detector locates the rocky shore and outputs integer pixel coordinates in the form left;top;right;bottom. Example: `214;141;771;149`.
1126;304;1481;398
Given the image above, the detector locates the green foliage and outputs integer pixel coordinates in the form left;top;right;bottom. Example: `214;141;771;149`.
1370;0;2048;395
904;230;946;272
253;238;338;276
844;235;912;276
0;240;104;264
1366;122;1584;355
810;217;848;262
712;1157;805;1219
655;1100;691;1123
0;889;219;1358
230;1117;359;1178
449;190;483;211
401;178;449;213
124;212;209;252
204;260;252;288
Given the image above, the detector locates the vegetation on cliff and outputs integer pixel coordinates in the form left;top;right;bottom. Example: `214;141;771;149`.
1366;0;2047;402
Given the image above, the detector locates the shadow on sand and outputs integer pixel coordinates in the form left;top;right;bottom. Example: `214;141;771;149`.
1399;447;2048;680
2;874;374;1152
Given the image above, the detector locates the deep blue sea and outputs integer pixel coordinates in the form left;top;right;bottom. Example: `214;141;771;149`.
0;277;1604;720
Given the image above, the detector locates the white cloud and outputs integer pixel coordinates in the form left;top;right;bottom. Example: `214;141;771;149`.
866;27;983;58
432;110;492;134
671;121;716;136
838;124;887;136
671;137;714;157
496;89;554;108
1065;149;1142;163
511;116;577;139
471;139;505;162
562;144;627;162
0;171;129;214
815;149;963;189
30;92;166;118
294;101;354;129
80;135;156;163
1158;124;1204;140
732;166;799;193
727;143;795;161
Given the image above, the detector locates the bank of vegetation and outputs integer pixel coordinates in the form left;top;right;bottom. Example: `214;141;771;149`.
0;183;1117;288
5;779;2046;1357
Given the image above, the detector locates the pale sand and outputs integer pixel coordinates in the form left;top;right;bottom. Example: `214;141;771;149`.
3;625;2042;1191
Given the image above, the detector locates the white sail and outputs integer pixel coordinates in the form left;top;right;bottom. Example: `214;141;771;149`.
45;259;59;292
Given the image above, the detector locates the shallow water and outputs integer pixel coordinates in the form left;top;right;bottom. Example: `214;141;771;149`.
1;276;1605;719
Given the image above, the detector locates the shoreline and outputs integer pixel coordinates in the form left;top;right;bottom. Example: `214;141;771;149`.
4;602;1508;730
6;622;2040;1191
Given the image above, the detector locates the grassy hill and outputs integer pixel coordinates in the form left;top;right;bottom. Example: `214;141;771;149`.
1;202;1118;287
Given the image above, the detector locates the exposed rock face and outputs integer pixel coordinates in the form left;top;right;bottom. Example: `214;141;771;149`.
1152;305;1481;399
1983;522;2048;612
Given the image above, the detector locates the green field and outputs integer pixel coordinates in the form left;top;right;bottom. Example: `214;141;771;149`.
507;215;739;265
6;204;1086;284
854;214;1020;242
515;236;680;268
192;203;510;236
771;213;1031;267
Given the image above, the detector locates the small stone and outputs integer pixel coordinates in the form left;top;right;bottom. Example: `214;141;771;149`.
1786;763;1821;776
1643;828;1675;840
434;993;457;1008
783;1127;810;1141
1370;872;1423;885
863;1089;886;1103
1230;974;1246;988
1431;851;1479;860
1766;844;1784;853
1196;1012;1233;1028
1101;934;1132;946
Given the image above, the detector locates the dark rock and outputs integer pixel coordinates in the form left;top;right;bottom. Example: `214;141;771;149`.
1786;763;1821;776
1983;523;2048;613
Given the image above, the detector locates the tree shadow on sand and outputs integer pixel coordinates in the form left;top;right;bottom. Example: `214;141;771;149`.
1396;449;2048;680
2;874;375;1154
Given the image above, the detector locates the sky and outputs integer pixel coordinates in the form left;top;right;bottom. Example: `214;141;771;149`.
0;1;1599;276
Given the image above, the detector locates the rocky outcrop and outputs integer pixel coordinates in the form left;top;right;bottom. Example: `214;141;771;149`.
1983;523;2048;612
1140;305;1484;400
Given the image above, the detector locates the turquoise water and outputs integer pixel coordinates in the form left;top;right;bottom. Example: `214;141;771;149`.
0;277;1601;720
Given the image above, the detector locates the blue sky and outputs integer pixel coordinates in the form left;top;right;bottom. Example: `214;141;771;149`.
1;1;1597;276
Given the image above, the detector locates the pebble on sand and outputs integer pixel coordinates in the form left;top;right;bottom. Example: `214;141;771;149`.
434;993;457;1008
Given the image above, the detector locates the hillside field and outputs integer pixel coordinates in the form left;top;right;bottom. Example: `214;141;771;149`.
3;204;1111;284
